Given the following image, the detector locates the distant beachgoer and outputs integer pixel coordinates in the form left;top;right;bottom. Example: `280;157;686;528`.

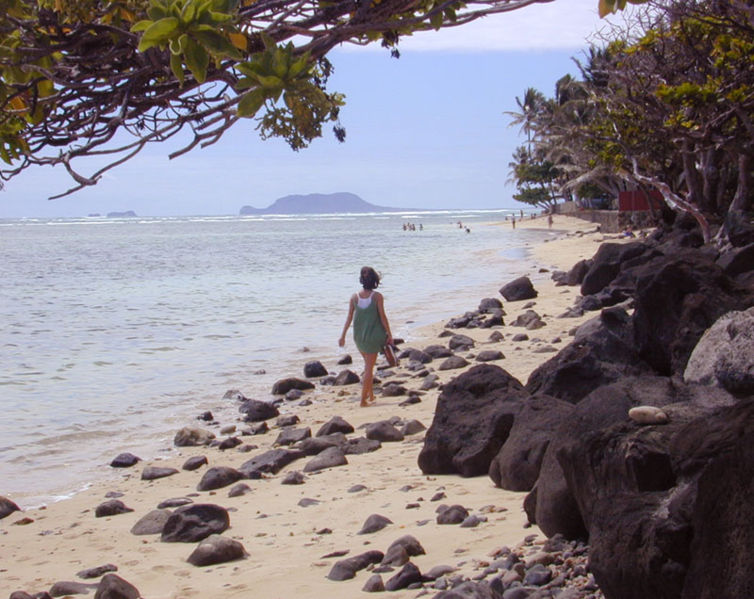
548;214;553;228
511;217;516;229
339;266;394;407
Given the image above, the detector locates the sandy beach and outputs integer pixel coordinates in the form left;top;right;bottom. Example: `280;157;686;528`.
1;214;612;599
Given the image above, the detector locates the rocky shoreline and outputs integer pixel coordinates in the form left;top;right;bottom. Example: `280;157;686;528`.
2;213;752;599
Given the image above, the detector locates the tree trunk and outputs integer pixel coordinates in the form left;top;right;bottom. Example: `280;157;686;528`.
729;152;752;213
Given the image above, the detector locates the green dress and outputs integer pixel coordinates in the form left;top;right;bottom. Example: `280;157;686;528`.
352;293;387;354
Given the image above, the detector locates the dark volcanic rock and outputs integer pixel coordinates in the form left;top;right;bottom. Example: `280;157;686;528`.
436;504;470;524
385;562;423;591
196;466;244;491
173;427;215;447
334;369;360;385
130;509;171;535
525;307;651;403
365;420;405;442
271;377;315;395
239;448;305;477
95;500;134;518
161;503;230;543
476;350;504;362
303;446;348;472
344;437;382;455
77;564;118;579
274;427;312;446
631;253;752;375
141;466;179;481
187;534;247;567
239;398;280;422
316;416;354;436
424;344;454;359
93;574;141;599
110;453;141;468
327;550;384;581
358;513;393;534
500;276;538;301
580;242;648;296
304;360;328;378
182;455;208;471
281;471;305;485
50;581;98;595
489;394;574;492
418;365;528;477
448;334;475;351
0;496;20;519
295;433;346;456
438;356;470;371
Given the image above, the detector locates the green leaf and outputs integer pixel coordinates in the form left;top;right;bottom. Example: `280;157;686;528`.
130;20;153;33
170;52;185;84
429;10;443;29
256;74;283;88
181;0;197;23
193;29;242;58
237;88;265;117
183;37;210;82
138;17;180;51
147;1;169;20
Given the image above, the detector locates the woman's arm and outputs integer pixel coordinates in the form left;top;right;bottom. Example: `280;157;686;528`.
375;292;393;344
339;296;356;346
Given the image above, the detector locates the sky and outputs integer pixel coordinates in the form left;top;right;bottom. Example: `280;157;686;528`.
0;0;627;218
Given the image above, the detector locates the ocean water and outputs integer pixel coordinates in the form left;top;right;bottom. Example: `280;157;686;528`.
0;210;549;504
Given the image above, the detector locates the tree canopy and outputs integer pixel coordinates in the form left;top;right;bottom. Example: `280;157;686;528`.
506;0;754;242
0;0;643;197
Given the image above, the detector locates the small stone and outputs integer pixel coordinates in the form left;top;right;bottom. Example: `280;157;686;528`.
95;500;133;518
187;534;247;567
281;471;305;485
110;453;141;468
228;483;252;498
298;498;320;507
131;509;171;535
182;455;208;471
141;466;179;481
76;564;118;579
362;574;385;592
157;497;192;509
437;505;469;525
358;514;393;535
628;405;669;424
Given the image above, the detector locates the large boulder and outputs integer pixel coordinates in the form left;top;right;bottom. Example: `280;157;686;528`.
316;416;354;436
94;574;141;599
499;276;537;302
561;396;749;599
684;307;754;397
579;242;648;296
525;307;651;403
531;376;736;540
418;365;528;477
488;394;574;492
631;253;752;376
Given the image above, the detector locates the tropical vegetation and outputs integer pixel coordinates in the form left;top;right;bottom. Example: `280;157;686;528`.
506;0;753;243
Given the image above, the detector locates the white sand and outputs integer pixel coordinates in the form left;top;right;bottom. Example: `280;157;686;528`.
0;215;621;599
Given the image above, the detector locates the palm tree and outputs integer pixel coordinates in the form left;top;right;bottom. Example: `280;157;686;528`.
505;87;546;153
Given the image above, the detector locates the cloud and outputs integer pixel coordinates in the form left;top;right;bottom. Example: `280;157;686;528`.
345;0;618;52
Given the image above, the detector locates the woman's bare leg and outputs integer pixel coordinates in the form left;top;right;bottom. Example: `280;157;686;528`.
360;352;378;406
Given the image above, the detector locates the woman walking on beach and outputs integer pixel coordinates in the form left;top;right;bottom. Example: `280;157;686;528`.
339;266;394;407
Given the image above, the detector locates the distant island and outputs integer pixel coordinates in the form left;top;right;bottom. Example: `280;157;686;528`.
107;211;137;218
239;192;406;215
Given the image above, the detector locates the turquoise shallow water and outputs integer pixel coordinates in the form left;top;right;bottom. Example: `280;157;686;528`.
0;210;549;503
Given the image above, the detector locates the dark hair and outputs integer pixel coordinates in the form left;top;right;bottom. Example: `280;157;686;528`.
359;266;380;290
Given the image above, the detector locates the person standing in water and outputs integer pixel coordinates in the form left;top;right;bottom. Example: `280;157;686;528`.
338;266;394;407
